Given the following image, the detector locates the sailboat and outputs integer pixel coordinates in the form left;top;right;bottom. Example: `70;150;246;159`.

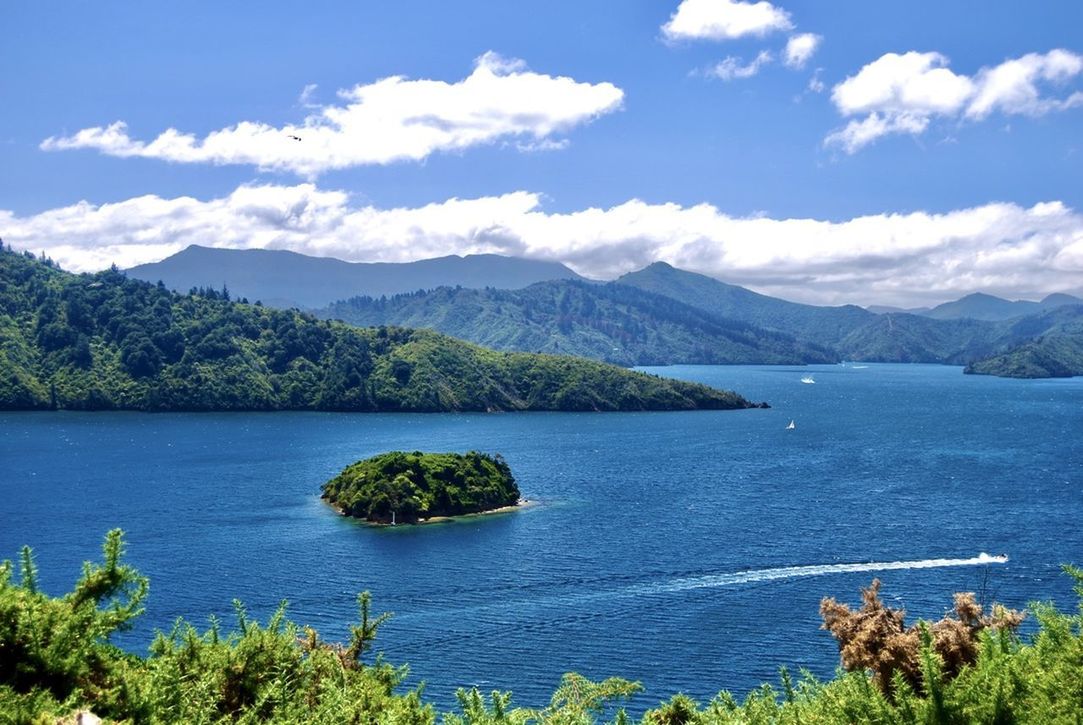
786;420;796;430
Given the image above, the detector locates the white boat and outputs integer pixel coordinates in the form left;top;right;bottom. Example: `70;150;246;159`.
786;420;796;430
800;375;815;384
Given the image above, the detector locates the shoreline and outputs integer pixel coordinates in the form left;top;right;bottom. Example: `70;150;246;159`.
328;498;539;527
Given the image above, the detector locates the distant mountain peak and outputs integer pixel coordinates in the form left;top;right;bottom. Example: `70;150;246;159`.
126;247;582;309
958;292;1008;302
1041;292;1083;305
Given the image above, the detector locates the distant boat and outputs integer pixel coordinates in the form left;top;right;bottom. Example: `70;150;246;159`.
800;376;815;384
786;420;796;430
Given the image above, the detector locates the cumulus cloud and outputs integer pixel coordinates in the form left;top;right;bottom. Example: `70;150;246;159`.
966;49;1083;118
783;33;821;69
825;112;930;155
662;0;792;42
706;51;774;81
826;49;1083;152
39;52;624;176
4;184;1083;307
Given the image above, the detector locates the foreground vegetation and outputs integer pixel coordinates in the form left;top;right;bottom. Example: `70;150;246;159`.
4;532;1083;723
0;246;757;412
322;451;520;524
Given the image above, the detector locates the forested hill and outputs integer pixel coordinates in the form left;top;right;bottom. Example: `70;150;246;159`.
320;279;837;366
617;262;874;345
964;305;1083;378
0;247;756;412
616;262;1083;374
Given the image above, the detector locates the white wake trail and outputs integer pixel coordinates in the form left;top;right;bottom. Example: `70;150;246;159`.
636;553;1008;596
395;554;1008;634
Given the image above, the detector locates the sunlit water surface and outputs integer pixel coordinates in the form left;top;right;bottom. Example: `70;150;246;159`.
3;364;1081;712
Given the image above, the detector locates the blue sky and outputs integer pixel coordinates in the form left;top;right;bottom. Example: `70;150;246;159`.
3;1;1082;305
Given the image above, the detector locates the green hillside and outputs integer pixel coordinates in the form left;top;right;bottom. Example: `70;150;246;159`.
965;334;1083;378
833;314;1004;363
964;306;1083;378
617;262;874;345
0;247;757;412
321;279;837;366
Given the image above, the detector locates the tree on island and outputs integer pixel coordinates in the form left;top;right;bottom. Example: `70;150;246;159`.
322;451;520;524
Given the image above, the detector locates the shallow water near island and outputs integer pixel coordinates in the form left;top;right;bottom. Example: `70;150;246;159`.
3;363;1082;712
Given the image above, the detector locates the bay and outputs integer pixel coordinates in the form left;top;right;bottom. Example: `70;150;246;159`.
2;363;1081;712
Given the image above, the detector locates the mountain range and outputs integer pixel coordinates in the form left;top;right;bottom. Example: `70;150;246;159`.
868;292;1083;322
129;247;1083;378
322;263;1083;377
126;245;582;309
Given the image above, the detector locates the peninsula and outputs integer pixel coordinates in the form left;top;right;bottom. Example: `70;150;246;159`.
0;247;761;412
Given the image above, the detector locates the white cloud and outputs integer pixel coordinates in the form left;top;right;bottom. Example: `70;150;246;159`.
826;49;1083;153
783;33;821;69
707;51;774;81
824;112;930;155
966;49;1083;118
662;0;792;42
39;52;624;176
297;84;319;108
4;184;1083;307
831;52;976;117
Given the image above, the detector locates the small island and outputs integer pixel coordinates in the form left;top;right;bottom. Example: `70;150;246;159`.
321;451;521;524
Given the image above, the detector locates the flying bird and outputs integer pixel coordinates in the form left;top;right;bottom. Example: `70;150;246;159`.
287;134;302;142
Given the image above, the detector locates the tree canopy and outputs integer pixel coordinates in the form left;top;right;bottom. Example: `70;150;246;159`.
0;246;758;412
322;450;520;523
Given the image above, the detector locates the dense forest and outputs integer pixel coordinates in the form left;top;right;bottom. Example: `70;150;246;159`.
322;451;520;523
3;531;1083;723
963;306;1083;378
965;334;1083;378
0;247;758;412
320;280;836;367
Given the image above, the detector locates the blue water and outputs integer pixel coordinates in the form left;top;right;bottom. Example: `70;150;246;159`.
2;364;1082;713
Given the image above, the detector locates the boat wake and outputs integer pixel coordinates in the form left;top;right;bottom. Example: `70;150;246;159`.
398;554;1009;626
391;553;1010;652
633;553;1009;596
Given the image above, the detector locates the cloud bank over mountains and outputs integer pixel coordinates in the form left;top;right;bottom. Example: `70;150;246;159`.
4;184;1081;307
18;6;1083;308
40;52;624;176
